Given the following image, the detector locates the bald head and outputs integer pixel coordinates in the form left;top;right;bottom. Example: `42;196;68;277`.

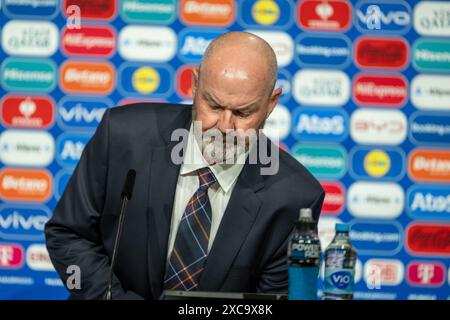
199;31;278;96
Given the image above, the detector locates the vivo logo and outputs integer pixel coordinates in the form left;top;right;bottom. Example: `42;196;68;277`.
0;205;51;241
57;98;110;131
356;0;411;33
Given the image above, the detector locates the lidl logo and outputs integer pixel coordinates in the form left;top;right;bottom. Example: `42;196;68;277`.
320;181;345;215
408;148;450;183
178;29;226;63
411;74;450;111
409;112;450;146
297;0;352;32
63;0;116;20
57;97;111;131
407;185;450;221
291;144;347;179
3;0;59;18
60;61;114;95
0;205;51;241
0;168;52;203
56;133;92;168
349;221;403;255
414;1;450;37
119;63;173;98
239;0;293;28
121;0;176;24
62;25;116;58
0;243;24;269
413;39;450;73
406;223;450;256
407;261;446;287
1;58;56;92
350;146;405;181
355;37;409;70
291;107;349;142
0;95;55;129
355;0;411;34
295;34;351;68
353;73;408;108
180;0;235;26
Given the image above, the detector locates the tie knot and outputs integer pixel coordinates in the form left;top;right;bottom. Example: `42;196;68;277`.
197;167;217;190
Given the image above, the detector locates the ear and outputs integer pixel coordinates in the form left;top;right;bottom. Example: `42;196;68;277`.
267;87;282;118
191;66;200;97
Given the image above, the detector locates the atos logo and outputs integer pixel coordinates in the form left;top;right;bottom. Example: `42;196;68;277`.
0;243;24;269
320;181;345;215
355;0;411;34
57;98;111;131
406;223;450;256
355;37;409;70
350;146;405;181
295;34;351;68
292;107;348;142
1;95;55;129
297;0;352;32
3;0;58;18
56;133;92;168
239;0;294;29
407;261;446;287
178;29;224;63
410;112;450;146
0;205;51;241
407;185;450;221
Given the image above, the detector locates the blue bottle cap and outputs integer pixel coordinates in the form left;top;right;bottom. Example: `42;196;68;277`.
335;223;349;232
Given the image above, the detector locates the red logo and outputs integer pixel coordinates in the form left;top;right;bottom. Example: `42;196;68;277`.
62;25;116;57
355;37;409;70
353;74;408;108
177;65;195;99
63;0;116;20
297;0;352;32
320;181;345;215
406;223;450;256
1;95;55;129
0;243;25;269
407;261;445;287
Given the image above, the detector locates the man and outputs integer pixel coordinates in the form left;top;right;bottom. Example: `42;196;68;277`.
45;31;325;300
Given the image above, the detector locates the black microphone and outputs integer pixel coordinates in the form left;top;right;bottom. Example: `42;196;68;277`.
104;169;136;300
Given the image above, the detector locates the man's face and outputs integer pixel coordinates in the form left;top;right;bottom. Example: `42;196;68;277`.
191;66;281;164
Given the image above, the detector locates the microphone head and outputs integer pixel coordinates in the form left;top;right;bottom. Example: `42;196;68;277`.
121;169;136;200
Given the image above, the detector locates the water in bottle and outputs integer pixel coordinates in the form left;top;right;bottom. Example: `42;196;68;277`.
288;208;321;300
322;223;357;300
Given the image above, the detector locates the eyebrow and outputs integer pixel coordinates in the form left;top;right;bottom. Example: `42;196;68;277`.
203;92;260;113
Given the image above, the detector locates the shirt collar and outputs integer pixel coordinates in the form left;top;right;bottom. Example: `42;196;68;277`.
180;122;248;193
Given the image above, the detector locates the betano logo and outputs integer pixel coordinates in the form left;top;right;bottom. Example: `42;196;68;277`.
0;95;55;129
407;261;446;287
414;1;450;37
63;0;116;20
320;181;345;215
407;185;450;221
363;259;404;286
355;37;409;70
0;243;24;269
180;0;235;26
353;74;408;108
0;205;51;241
121;0;176;24
60;61;114;95
406;223;450;256
62;25;116;58
408;149;450;183
0;168;52;202
411;74;450;111
2;20;59;57
252;0;280;25
297;0;351;32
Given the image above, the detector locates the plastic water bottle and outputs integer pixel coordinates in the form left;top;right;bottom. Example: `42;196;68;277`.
288;208;321;300
322;223;357;300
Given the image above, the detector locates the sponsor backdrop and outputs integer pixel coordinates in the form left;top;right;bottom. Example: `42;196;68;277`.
0;0;449;300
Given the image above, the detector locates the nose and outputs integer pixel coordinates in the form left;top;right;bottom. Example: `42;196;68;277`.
217;109;235;133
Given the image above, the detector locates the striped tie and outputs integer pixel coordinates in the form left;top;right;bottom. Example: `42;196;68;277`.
164;167;217;291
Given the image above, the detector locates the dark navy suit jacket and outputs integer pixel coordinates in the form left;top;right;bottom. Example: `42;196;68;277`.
45;103;324;300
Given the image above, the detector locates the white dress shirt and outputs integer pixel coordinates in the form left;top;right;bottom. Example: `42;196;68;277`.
166;122;249;260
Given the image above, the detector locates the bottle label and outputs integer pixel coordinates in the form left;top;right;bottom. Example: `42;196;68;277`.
323;268;355;294
288;266;319;300
290;243;321;260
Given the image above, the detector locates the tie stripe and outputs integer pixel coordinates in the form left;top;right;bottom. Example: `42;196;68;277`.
164;167;217;291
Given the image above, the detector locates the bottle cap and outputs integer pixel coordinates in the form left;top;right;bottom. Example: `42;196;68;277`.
299;208;312;219
335;223;349;232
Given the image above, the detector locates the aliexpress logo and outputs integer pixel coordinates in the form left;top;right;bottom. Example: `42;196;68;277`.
180;0;235;26
61;25;116;57
406;223;450;256
60;61;115;95
0;168;52;202
408;149;450;183
1;95;55;129
297;0;352;32
355;37;409;70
